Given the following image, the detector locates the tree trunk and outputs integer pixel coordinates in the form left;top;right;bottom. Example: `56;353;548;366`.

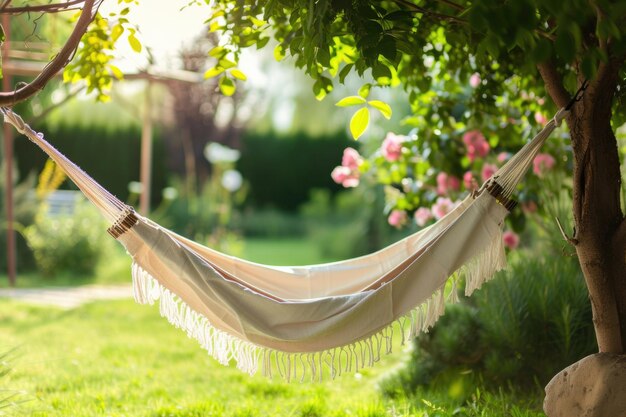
564;67;626;353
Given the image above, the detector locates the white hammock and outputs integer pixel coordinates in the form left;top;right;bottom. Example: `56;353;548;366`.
2;107;567;381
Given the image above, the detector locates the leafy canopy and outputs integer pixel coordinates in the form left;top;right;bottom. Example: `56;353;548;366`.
203;0;626;124
198;0;626;232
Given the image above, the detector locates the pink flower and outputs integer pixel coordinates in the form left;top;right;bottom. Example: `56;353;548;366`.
503;230;520;250
388;210;408;228
463;171;476;191
469;73;481;88
534;111;547;126
414;207;433;227
332;147;364;188
533;153;556;177
481;163;498;181
497;152;511;163
436;172;448;195
436;172;461;195
432;197;455;220
462;130;490;162
342;147;362;171
331;166;359;188
381;132;404;162
447;175;460;191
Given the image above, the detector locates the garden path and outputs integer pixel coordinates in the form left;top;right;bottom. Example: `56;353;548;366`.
0;285;132;309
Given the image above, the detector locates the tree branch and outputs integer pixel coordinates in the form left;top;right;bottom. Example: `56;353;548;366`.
0;0;86;14
392;0;467;24
537;60;571;109
556;217;578;245
0;0;99;106
28;85;85;125
434;0;465;12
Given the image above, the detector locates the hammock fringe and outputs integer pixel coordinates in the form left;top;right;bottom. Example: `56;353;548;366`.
130;225;506;381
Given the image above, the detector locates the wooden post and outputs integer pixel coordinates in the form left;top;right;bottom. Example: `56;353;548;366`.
139;81;153;215
2;15;17;286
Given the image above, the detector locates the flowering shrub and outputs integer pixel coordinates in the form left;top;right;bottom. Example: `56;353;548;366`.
330;87;567;251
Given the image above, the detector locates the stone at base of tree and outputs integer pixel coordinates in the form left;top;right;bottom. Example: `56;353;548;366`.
543;353;626;417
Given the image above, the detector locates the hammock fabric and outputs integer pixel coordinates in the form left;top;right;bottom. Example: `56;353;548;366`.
1;107;567;381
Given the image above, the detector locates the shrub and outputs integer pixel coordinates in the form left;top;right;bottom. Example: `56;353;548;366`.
236;208;306;238
238;131;354;211
300;188;399;260
382;251;596;396
24;200;112;276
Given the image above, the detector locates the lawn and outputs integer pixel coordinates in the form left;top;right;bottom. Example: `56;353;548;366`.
1;299;545;417
1;299;406;417
241;237;340;265
0;238;547;416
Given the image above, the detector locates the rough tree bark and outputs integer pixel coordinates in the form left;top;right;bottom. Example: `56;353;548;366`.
539;57;626;354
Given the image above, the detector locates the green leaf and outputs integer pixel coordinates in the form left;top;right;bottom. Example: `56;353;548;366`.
274;44;286;61
482;33;500;58
555;29;576;62
336;96;366;107
368;100;392;119
378;35;397;62
350;107;370;140
218;58;237;69
209;21;222;32
204;67;224;78
127;34;142;53
338;63;353;83
111;24;124;43
219;76;236;96
531;38;552;62
257;36;270;49
358;83;371;98
317;47;331;67
580;54;597;79
208;46;225;58
372;63;391;80
230;69;247;81
109;64;124;80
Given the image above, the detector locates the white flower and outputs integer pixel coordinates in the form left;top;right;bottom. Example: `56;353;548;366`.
128;181;144;194
204;142;241;163
221;169;243;192
162;187;178;200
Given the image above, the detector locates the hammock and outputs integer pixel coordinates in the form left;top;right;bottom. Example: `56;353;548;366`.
1;107;567;381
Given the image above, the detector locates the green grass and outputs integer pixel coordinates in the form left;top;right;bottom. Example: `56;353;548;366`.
241;237;340;265
0;238;546;416
0;298;546;417
0;299;403;417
